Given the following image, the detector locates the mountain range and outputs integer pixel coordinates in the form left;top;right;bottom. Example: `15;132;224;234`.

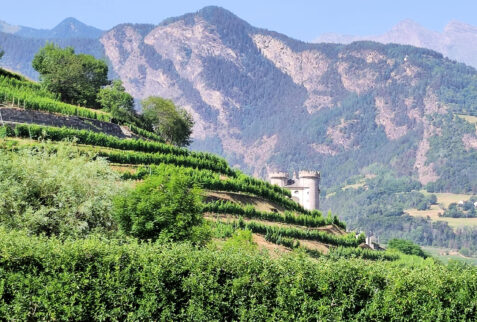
315;19;477;69
1;7;476;187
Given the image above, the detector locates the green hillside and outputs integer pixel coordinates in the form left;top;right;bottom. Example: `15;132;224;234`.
0;66;374;257
3;67;477;319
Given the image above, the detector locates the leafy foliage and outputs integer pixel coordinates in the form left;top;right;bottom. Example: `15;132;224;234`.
232;220;361;247
2;230;477;320
204;200;345;229
0;143;123;237
129;164;302;212
97;80;136;122
142;96;194;147
32;43;108;107
387;238;428;258
113;170;206;243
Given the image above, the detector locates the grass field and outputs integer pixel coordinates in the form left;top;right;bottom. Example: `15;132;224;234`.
407;192;476;228
407;205;477;228
423;246;477;265
457;114;477;125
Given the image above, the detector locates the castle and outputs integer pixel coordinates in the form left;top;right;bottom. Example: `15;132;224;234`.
269;171;320;210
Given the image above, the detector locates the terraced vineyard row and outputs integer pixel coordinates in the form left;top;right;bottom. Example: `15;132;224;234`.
204;200;345;229
0;77;112;121
5;123;224;163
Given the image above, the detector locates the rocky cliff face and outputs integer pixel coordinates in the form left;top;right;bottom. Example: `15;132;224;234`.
99;7;477;191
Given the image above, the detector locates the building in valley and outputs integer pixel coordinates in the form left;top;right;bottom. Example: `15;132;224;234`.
269;171;320;210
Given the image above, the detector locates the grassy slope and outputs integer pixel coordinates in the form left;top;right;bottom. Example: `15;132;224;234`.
0;68;356;258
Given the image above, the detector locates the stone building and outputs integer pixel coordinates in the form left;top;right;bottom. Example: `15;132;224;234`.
269;171;320;210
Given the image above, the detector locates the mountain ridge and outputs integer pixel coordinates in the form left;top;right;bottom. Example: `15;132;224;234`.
315;19;477;69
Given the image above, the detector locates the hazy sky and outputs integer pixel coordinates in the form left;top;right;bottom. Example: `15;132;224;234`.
2;0;477;42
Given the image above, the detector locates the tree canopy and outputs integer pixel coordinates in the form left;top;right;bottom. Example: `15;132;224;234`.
113;169;207;243
32;43;108;108
97;80;136;122
387;238;428;258
141;96;194;147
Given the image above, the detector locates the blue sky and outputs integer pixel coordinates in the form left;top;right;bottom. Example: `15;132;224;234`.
2;0;477;41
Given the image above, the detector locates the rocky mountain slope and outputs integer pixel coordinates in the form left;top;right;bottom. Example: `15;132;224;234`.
98;7;477;193
315;19;477;69
1;7;476;193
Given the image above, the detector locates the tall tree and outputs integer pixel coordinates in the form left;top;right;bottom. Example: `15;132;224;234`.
142;97;194;147
0;48;4;60
32;43;108;108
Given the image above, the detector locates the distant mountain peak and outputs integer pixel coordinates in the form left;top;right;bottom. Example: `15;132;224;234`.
391;19;427;32
444;20;477;33
314;19;477;69
49;17;103;39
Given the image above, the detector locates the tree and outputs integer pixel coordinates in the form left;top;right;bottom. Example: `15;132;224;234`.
387;238;428;258
113;169;207;243
97;80;136;122
32;43;108;108
141;97;194;147
0;48;4;60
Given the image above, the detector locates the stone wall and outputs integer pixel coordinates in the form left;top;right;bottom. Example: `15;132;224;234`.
0;106;139;139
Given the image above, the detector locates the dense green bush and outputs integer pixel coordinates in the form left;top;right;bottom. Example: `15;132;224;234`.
1;229;477;320
0;144;124;237
387;238;428;258
113;170;208;243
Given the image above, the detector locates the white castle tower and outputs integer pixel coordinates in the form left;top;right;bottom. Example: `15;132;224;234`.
268;170;320;210
269;172;289;187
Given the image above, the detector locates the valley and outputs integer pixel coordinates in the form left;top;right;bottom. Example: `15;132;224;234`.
1;5;477;318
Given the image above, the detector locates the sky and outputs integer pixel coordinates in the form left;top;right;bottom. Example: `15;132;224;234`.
2;0;477;42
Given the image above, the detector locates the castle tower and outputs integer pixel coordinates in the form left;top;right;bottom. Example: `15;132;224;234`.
269;172;288;187
298;171;320;210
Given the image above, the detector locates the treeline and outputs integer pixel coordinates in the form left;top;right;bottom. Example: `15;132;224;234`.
204;200;346;229
2;230;477;320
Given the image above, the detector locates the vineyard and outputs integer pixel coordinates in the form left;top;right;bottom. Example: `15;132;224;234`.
1;60;474;319
0;67;392;260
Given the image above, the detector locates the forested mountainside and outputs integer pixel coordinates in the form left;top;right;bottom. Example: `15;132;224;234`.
98;7;477;191
1;6;476;249
316;19;477;69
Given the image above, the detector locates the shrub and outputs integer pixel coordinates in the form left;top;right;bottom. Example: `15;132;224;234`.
113;169;207;243
0;143;124;237
387;238;428;258
1;230;477;320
